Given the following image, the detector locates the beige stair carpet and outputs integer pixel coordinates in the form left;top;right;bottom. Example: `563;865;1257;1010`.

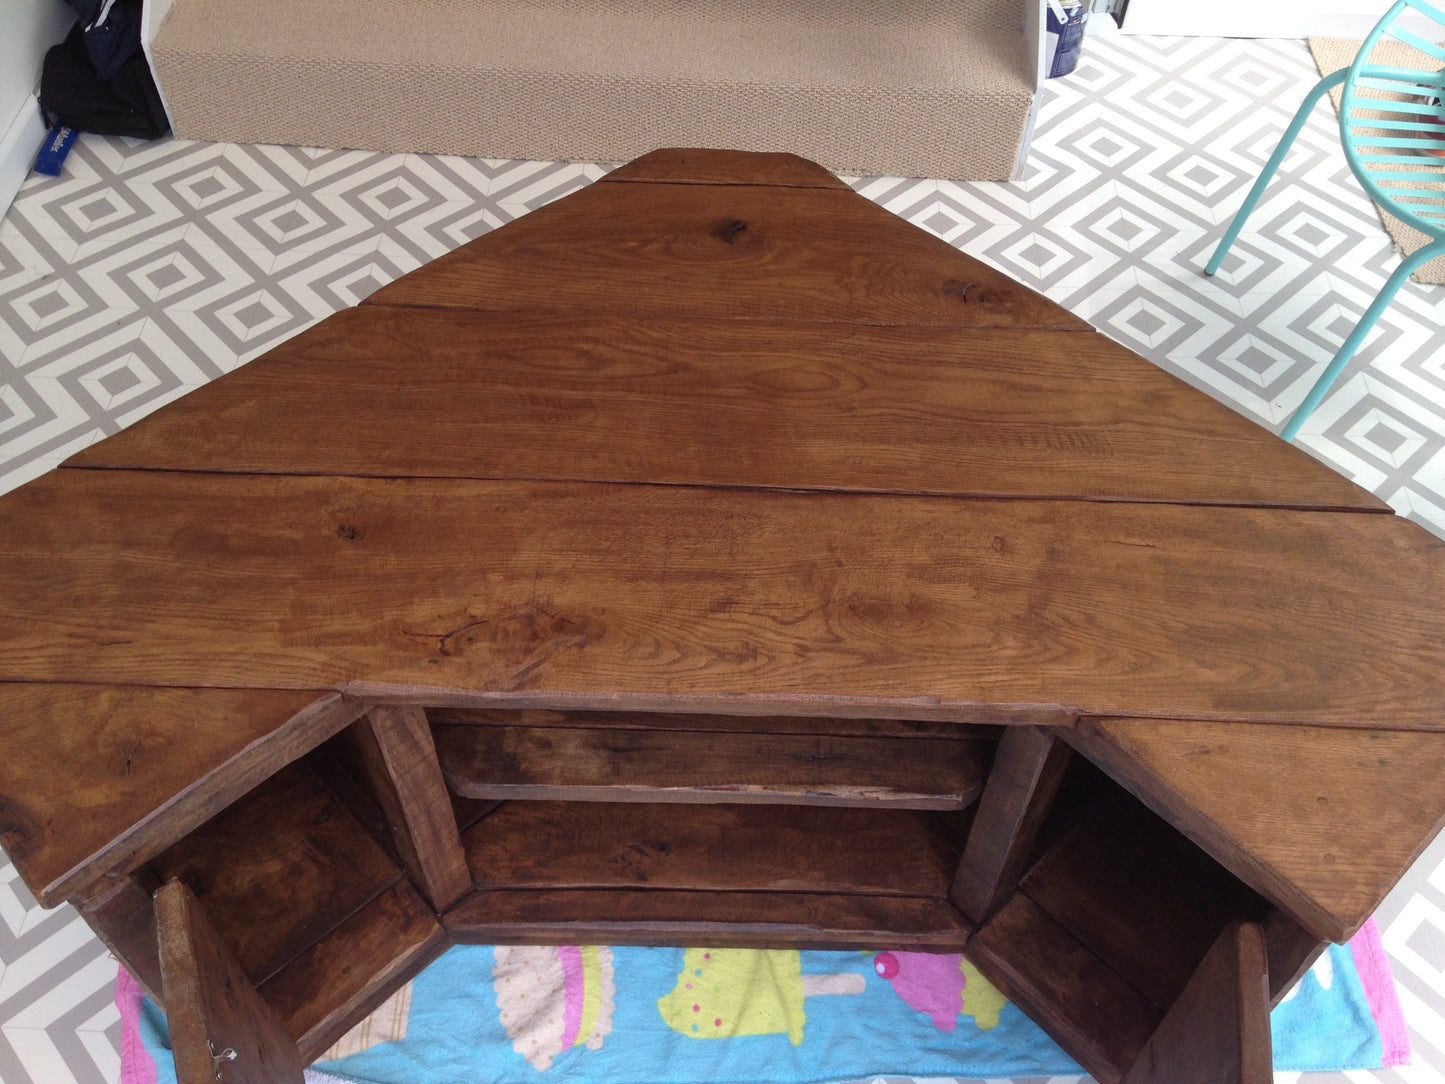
1310;35;1445;284
151;0;1036;180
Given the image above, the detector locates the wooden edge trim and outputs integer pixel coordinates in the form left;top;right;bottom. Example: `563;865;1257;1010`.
442;888;974;950
341;684;1075;728
599;149;851;190
46;693;369;907
1062;720;1347;943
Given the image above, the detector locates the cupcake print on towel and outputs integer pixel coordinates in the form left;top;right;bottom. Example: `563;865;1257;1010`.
493;945;616;1070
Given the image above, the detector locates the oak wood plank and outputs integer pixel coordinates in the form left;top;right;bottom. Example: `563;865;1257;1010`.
0;682;362;907
951;726;1071;923
1020;781;1270;1010
363;178;1087;328
1070;718;1445;942
149;762;403;986
257;880;449;1063
63;309;1384;513
444;887;973;949
3;473;1444;730
460;801;961;897
428;708;995;740
602;148;851;188
967;892;1159;1083
1120;922;1272;1084
156;879;306;1084
433;723;990;809
340;706;470;911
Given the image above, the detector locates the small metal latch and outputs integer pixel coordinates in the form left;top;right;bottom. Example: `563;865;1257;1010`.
208;1039;238;1080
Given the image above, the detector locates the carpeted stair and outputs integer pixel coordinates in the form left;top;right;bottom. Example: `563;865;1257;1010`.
149;0;1036;179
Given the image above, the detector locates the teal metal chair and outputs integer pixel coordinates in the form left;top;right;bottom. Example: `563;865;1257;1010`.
1207;0;1445;441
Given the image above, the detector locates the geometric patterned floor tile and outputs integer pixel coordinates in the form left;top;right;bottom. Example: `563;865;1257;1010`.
1;29;1443;1084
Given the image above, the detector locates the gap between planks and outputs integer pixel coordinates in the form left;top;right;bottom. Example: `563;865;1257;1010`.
47;464;1399;515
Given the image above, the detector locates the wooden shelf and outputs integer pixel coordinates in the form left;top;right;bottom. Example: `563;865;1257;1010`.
434;720;991;809
460;800;964;897
259;881;447;1061
966;768;1271;1083
444;888;972;950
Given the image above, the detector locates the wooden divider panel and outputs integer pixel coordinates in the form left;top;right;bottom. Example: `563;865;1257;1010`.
156;880;306;1084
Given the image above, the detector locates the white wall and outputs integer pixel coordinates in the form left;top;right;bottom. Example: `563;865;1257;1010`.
1119;0;1438;38
1;0;73;214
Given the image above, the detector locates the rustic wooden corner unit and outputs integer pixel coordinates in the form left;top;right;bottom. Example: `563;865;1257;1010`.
1;149;1443;1084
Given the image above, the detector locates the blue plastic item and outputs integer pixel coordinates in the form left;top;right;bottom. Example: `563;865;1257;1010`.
1046;0;1089;78
33;125;78;177
1206;0;1445;442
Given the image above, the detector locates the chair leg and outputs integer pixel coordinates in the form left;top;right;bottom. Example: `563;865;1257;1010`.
1280;239;1445;441
1206;70;1348;276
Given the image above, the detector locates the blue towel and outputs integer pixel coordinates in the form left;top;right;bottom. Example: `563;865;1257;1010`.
129;932;1405;1082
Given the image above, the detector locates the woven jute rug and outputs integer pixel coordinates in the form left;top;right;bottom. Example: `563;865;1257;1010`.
1310;36;1445;284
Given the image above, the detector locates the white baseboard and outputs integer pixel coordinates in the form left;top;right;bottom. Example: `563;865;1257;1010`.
0;95;47;220
141;0;177;133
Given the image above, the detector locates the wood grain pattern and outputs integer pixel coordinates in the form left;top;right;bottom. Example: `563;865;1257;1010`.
149;762;402;986
0;682;361;907
443;887;973;949
156;879;306;1084
1070;718;1445;941
363;178;1088;328
433;723;990;809
257;880;448;1062
343;706;471;910
1120;923;1272;1084
602;148;851;188
1020;781;1269;1009
3;472;1444;730
460;801;961;897
951;726;1072;922
967;892;1159;1083
63;309;1384;512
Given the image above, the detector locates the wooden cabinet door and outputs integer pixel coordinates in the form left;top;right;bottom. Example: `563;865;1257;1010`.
155;880;307;1084
1121;921;1273;1084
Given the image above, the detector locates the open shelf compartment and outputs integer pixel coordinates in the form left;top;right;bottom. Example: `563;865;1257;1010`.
430;707;992;950
146;731;448;1059
965;759;1273;1083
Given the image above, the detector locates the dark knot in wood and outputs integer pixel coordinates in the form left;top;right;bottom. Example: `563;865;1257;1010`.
713;220;749;243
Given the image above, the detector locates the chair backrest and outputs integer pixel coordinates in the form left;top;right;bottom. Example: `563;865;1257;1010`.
1340;0;1445;242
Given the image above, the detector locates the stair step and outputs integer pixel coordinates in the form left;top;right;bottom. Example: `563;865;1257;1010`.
151;0;1035;178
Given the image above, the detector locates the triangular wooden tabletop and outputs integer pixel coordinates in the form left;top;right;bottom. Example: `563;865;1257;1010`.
2;148;1444;912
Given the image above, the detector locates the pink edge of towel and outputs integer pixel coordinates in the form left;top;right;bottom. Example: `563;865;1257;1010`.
1351;916;1413;1067
116;967;160;1084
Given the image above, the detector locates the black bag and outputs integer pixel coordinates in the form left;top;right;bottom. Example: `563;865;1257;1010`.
76;0;142;81
39;15;169;140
